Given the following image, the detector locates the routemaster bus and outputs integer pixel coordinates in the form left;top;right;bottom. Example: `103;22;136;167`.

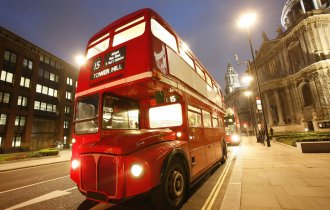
70;8;227;210
224;107;241;145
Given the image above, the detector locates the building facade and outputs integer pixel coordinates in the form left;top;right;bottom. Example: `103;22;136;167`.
250;0;330;132
0;26;78;153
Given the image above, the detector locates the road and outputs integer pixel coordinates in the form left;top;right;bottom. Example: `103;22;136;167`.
0;146;239;210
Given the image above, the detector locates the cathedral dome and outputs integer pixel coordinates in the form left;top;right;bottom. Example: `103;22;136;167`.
281;0;330;29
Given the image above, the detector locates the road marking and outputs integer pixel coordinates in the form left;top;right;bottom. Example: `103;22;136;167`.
0;175;69;195
4;188;75;210
201;156;233;210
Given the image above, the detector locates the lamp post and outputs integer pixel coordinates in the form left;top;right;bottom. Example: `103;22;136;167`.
238;13;271;147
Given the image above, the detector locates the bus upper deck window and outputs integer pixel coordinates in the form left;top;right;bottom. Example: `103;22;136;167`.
86;33;110;59
151;18;178;53
113;17;146;47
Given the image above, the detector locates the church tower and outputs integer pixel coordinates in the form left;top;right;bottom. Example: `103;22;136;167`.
225;62;240;95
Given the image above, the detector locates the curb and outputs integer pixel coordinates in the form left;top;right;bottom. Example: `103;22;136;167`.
0;160;70;172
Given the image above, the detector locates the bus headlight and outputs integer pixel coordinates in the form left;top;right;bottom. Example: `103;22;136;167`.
232;134;239;142
72;138;76;144
130;163;144;178
71;159;80;170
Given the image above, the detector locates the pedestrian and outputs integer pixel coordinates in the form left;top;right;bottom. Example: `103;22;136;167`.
270;127;273;136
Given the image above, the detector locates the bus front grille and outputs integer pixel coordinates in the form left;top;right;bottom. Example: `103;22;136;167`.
80;154;118;198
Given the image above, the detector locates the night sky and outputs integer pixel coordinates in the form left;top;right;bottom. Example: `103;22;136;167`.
0;0;288;88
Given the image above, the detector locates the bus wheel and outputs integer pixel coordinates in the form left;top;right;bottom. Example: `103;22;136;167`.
152;158;187;210
221;142;227;164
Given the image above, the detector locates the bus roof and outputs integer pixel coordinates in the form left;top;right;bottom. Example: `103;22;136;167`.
87;8;220;88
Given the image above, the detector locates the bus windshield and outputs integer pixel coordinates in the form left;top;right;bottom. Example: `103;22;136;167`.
75;95;99;134
102;95;139;129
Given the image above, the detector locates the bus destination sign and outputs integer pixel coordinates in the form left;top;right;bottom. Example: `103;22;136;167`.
91;47;126;80
104;47;126;66
91;63;125;80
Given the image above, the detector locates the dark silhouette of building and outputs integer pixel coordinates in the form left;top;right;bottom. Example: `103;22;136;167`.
0;26;78;153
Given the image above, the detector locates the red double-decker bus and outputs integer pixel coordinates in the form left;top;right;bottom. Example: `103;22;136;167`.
70;8;227;209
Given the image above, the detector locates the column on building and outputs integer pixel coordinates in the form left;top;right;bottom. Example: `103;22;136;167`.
300;0;307;13
263;92;273;126
274;90;285;125
285;86;295;124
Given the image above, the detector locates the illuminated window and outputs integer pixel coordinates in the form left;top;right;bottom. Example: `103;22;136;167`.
149;104;182;128
15;115;26;126
64;120;69;129
188;111;202;127
151;18;178;52
4;50;17;64
86;33;110;59
36;84;42;93
196;64;205;80
205;74;212;87
17;96;28;107
40;102;47;111
202;110;212;127
102;95;139;130
212;117;219;128
179;43;194;69
67;77;73;86
20;77;30;88
113;22;146;47
34;101;41;110
42;86;48;95
12;135;21;148
0;92;10;104
23;58;33;71
65;106;71;114
66;92;72;100
0;70;14;83
0;114;7;125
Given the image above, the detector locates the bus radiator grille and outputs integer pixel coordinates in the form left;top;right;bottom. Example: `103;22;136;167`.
81;154;118;197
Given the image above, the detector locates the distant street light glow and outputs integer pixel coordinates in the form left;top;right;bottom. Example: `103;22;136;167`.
242;75;253;85
244;90;252;97
75;55;86;66
238;13;257;28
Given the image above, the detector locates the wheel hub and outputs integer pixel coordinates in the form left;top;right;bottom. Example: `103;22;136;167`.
169;170;184;198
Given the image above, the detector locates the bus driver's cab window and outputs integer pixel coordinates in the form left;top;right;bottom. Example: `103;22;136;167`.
102;95;139;129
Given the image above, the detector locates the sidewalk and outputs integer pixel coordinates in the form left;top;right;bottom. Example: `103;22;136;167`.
0;149;72;172
222;136;330;210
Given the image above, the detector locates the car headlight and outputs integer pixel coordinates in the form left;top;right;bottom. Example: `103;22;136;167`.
130;163;144;178
232;134;239;142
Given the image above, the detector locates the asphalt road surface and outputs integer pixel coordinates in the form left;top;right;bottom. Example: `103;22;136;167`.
0;146;238;210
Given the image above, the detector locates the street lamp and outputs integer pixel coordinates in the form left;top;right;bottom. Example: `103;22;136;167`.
238;12;271;147
75;54;86;66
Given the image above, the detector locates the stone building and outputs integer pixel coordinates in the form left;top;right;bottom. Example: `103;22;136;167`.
0;26;78;153
250;0;330;132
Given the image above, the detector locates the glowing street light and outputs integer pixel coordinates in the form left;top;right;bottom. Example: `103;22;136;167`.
242;75;253;86
244;90;252;97
238;13;257;29
75;54;86;66
238;12;271;147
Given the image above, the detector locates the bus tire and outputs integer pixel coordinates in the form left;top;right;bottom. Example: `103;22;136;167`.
220;141;227;164
152;158;187;210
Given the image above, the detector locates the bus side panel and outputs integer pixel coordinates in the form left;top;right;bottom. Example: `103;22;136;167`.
204;128;216;165
188;127;207;178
